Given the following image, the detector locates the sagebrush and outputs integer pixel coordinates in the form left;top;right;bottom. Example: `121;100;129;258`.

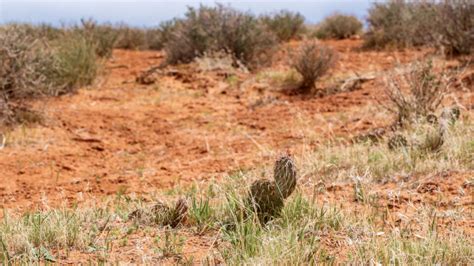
0;24;99;124
164;4;278;69
291;41;335;93
314;13;363;39
261;10;305;41
364;1;436;49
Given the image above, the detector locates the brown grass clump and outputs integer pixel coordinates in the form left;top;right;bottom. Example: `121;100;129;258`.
314;13;363;39
291;41;336;93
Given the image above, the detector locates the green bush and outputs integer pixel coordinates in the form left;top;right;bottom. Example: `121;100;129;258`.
261;10;305;41
164;4;278;69
47;32;98;95
314;13;363;39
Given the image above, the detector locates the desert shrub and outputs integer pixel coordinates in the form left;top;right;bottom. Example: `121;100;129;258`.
383;60;453;126
365;0;473;55
143;28;164;50
432;0;474;56
114;25;147;50
145;20;179;50
314;13;363;39
0;25;53;102
260;10;305;41
74;18;119;58
164;4;278;69
291;41;336;93
363;1;436;49
46;32;98;95
5;23;63;41
0;24;99;123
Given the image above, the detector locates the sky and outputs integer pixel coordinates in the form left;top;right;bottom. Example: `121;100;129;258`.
0;0;374;27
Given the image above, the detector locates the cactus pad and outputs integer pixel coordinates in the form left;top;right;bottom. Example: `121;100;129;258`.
388;134;408;150
248;179;285;223
129;198;188;228
273;155;297;199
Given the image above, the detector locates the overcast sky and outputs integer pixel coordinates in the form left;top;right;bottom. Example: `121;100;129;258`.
0;0;373;27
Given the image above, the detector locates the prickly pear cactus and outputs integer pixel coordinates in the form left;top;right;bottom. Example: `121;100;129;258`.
247;155;298;223
273;155;297;199
388;134;408;150
248;179;284;224
166;198;188;228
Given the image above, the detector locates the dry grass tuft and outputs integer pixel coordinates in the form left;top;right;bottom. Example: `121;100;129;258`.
382;60;454;126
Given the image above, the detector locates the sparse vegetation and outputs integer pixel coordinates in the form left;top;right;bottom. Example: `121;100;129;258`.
291;41;336;93
313;119;473;182
261;10;306;41
314;13;363;39
2;130;473;263
1;3;473;265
